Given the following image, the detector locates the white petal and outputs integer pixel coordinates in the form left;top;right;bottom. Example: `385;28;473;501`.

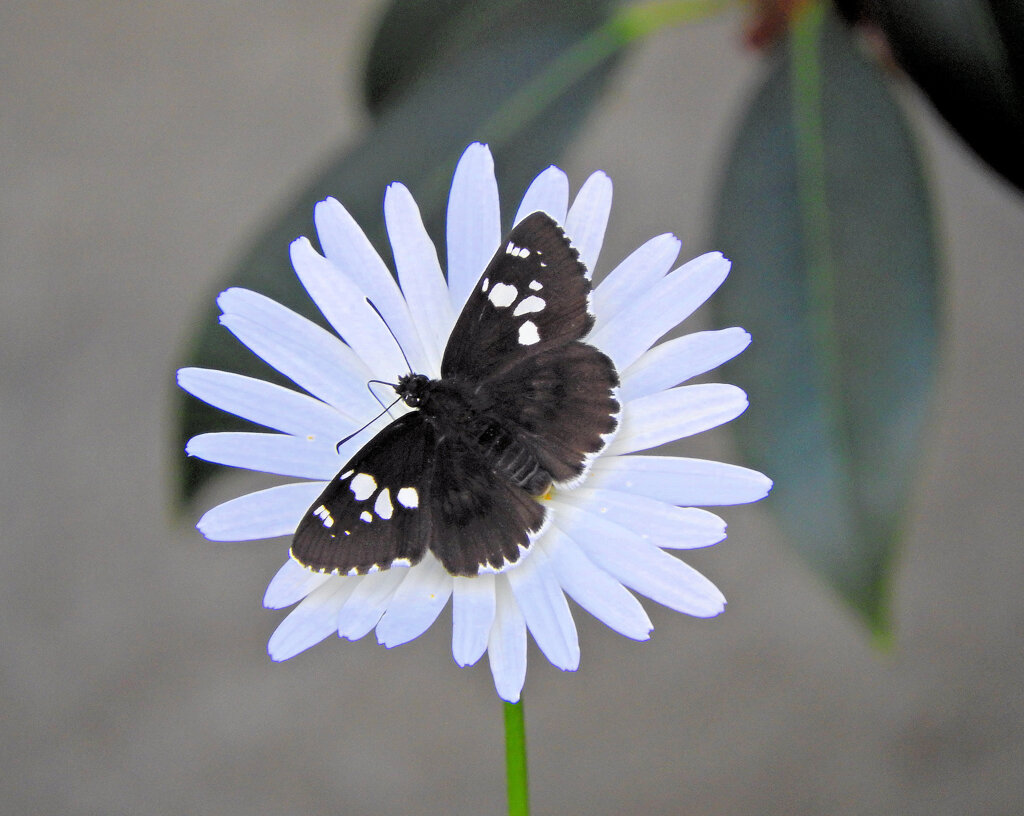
264;559;332;609
554;506;726;618
385;183;454;374
290;238;410;378
589;252;731;371
447;143;501;315
588;455;773;506
620;328;751;402
544;527;652;640
314;197;431;375
186;432;341;480
514;166;569;225
197;481;326;542
607;384;749;456
337;568;408;640
217;288;375;417
506;547;579;671
268;578;356;660
487;577;528;703
565;171;612;276
376;556;453;647
178;367;352;439
592;233;680;328
452;574;496;667
555;488;727;549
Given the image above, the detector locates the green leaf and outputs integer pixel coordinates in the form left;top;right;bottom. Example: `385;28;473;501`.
710;7;939;635
363;0;615;115
173;0;623;505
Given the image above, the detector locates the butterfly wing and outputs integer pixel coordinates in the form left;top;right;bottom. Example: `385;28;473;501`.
442;211;620;486
442;212;595;378
291;411;435;576
427;433;549;575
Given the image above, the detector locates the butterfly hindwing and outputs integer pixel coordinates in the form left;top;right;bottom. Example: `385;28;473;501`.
427;434;549;575
478;340;619;486
291;412;435;576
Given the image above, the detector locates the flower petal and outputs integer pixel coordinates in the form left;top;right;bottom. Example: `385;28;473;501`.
555;488;727;549
264;559;332;609
544;527;652;640
514;166;569;226
447;143;501;315
565;171;612;275
591;233;680;328
507;547;579;671
555;507;726;618
607;383;749;456
197;481;326;542
487;578;528;703
385;183;454;375
268;579;356;660
313;197;431;374
186;432;341;480
290;238;410;378
589;252;731;371
217;288;375;418
376;556;454;648
452;574;496;667
588;455;773;506
620;328;752;402
337;568;408;641
178;367;352;439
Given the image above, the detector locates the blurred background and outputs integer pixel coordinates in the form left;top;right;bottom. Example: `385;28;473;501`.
2;2;1022;814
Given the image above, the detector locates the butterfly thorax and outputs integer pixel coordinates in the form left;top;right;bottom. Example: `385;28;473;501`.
394;372;551;496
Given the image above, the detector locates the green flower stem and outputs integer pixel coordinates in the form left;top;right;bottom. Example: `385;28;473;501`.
504;699;530;816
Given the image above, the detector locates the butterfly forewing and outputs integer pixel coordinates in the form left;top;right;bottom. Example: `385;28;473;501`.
442;212;595;380
291;412;435;575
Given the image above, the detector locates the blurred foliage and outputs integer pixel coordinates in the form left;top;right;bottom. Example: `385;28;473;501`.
175;0;1022;634
711;4;937;635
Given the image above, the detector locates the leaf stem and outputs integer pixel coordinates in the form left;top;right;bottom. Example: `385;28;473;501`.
479;0;734;147
790;1;835;375
504;699;530;816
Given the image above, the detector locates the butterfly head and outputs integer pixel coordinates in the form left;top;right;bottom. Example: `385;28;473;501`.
395;373;431;408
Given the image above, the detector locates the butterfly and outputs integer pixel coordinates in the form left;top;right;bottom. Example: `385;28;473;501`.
291;211;620;577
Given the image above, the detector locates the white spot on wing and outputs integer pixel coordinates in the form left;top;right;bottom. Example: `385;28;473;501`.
505;242;531;258
374;488;394;520
480;276;489;292
528;280;542;291
513;295;544;316
314;504;334;528
487;282;518;308
396;487;419;508
359;510;372;523
518;320;540;345
350;473;376;501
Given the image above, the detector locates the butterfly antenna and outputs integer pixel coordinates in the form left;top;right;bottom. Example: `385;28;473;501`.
365;298;414;374
336;395;402;453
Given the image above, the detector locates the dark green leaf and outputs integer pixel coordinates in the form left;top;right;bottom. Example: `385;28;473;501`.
174;0;622;504
363;0;615;115
711;9;939;634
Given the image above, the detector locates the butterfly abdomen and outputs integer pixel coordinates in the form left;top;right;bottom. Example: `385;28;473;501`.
467;415;550;495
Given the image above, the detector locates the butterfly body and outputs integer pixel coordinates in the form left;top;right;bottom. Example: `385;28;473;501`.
291;212;619;577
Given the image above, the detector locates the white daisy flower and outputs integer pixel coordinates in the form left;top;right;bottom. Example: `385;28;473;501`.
178;142;771;703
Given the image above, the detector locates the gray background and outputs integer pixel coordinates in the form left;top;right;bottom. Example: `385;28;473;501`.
3;2;1022;814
